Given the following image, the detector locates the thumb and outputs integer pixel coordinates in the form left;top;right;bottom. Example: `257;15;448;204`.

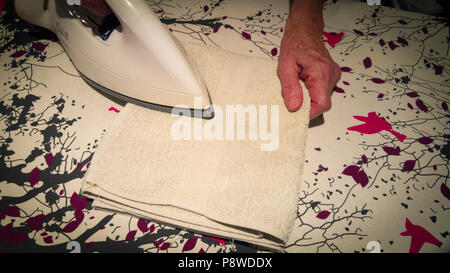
277;57;303;112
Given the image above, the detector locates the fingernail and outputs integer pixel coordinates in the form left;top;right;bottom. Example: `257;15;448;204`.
285;96;301;111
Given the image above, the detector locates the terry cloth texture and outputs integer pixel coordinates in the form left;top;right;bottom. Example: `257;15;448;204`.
81;42;311;252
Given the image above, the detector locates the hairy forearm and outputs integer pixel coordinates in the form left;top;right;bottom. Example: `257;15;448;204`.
282;0;327;56
287;0;325;37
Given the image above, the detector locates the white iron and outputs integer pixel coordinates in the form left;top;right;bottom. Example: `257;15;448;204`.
14;0;213;115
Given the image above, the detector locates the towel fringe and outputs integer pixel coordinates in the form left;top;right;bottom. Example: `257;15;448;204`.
230;237;237;252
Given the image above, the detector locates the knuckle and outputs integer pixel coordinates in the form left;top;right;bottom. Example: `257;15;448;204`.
276;65;284;76
322;100;332;112
282;84;297;95
276;61;289;76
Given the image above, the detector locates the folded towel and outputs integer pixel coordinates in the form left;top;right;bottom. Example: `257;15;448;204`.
81;42;310;251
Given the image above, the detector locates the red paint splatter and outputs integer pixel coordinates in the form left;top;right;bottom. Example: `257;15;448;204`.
342;165;368;188
353;169;369;187
377;93;384;99
406;92;419;98
0;206;20;220
340;67;352;72
125;230;137;242
400;218;441;253
261;30;266;35
398;19;408;25
149;224;155;233
0;223;28;244
62;210;85;233
108;107;120;113
388;41;398;50
76;162;83;169
347;112;407;142
25;214;46;230
182;237;198;252
45;153;54;166
207;236;225;245
153;238;163;247
213;27;219;33
434;65;443;75
242;32;251;40
10;50;27;58
402;160;416;172
160;242;171;250
342;165;360;176
440;183;450;200
397;36;408;46
382;146;401;156
137;219;149;233
363;57;372;68
74;210;84;222
203;5;209;13
62;192;87;233
316;210;330;219
422;27;428;34
334;86;345;93
415;99;428;112
86;242;94;248
31;42;46;52
442;102;448;111
270;47;278;57
70;192;87;211
370;78;385;84
379;39;385;46
353;29;364;36
43;235;53;244
30;167;40;187
362;155;368;164
322;31;344;48
417;137;433;145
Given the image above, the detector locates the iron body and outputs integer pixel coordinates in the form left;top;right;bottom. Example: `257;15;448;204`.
14;0;213;114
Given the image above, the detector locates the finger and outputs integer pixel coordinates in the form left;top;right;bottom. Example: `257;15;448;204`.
310;94;332;120
304;72;332;120
277;57;304;112
81;0;112;16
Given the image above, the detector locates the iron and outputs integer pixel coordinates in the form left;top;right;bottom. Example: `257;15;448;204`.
14;0;213;116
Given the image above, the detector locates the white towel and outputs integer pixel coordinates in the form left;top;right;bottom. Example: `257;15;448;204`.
81;42;310;251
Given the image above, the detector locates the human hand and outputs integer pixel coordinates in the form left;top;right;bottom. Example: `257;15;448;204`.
277;0;341;120
80;0;111;16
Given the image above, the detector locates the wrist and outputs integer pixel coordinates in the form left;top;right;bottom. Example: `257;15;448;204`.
287;0;325;34
280;25;332;62
282;23;324;51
